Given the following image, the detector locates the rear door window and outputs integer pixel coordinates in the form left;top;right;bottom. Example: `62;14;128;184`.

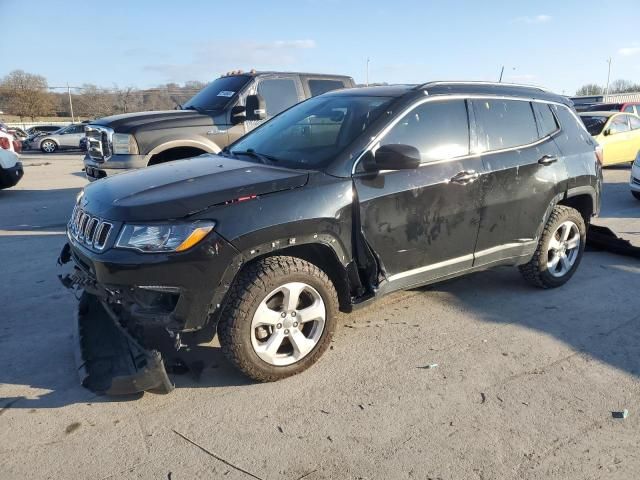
307;79;346;97
533;102;559;137
472;99;538;151
257;78;301;117
382;99;470;162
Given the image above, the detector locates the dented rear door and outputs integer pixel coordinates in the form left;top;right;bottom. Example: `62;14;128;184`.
472;99;568;266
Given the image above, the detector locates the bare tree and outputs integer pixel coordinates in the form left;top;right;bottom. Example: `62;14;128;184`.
114;86;142;114
0;70;55;120
608;79;640;94
75;84;116;119
575;84;603;96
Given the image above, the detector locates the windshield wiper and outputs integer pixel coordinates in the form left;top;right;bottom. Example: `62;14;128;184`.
231;148;280;164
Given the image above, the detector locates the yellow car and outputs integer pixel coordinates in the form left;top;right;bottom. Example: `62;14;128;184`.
580;111;640;165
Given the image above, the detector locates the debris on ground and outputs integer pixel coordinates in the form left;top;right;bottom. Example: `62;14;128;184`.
480;393;486;404
612;409;629;419
418;363;438;369
587;225;640;258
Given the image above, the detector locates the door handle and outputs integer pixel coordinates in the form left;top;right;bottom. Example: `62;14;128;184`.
450;170;479;184
538;154;558;165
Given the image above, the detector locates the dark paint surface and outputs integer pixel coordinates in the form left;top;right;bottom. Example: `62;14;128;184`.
69;83;601;335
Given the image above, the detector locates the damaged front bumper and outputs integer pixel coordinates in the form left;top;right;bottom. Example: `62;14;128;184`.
75;291;174;395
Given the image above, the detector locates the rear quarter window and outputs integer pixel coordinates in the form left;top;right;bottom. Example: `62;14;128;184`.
472;99;538;151
533;102;560;137
553;105;594;155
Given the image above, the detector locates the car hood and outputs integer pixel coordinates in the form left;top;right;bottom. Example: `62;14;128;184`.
82;154;310;222
90;109;217;134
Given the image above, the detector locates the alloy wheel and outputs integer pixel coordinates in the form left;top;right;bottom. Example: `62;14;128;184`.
547;220;580;277
42;141;56;153
250;282;326;366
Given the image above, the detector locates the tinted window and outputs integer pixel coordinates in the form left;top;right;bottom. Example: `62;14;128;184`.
183;75;251;111
623;105;635;113
610;116;630;134
382;100;469;162
584;103;623;112
630;115;640;130
258;78;300;117
533;102;559;137
230;95;393;169
580;116;608;136
308;79;346;97
473;99;538;151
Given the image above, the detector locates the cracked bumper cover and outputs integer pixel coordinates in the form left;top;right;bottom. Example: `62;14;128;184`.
74;291;174;395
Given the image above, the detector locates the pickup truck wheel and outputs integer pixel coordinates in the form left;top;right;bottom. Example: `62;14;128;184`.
218;256;338;382
41;140;57;153
519;205;586;288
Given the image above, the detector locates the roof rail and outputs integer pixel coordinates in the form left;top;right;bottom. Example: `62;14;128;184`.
414;81;552;94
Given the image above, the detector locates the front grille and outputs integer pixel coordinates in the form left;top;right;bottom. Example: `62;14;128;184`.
69;205;113;251
85;125;113;162
633;177;640;186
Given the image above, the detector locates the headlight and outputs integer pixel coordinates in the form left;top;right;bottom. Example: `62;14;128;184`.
112;133;139;155
115;221;215;253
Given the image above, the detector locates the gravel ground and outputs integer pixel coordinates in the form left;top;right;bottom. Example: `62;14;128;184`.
1;153;639;480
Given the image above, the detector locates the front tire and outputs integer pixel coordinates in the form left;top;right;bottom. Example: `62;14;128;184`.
218;256;339;382
41;140;57;153
519;205;586;288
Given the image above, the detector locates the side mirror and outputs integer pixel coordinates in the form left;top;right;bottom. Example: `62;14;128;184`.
230;105;246;125
245;94;267;121
364;144;421;172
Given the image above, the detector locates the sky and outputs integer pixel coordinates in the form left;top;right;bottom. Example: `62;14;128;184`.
2;0;640;95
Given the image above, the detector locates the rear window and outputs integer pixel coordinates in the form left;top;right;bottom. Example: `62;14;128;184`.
308;79;346;97
472;99;538;151
580;116;608;136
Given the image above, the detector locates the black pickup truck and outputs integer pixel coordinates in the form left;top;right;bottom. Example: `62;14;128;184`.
61;81;601;395
83;71;354;180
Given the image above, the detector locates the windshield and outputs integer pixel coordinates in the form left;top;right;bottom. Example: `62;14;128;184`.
230;95;394;169
182;75;251;111
580;116;608;136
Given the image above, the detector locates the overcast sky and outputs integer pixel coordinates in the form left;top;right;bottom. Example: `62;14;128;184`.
2;0;640;95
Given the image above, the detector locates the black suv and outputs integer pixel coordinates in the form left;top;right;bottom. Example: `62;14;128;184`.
60;81;602;394
83;71;354;180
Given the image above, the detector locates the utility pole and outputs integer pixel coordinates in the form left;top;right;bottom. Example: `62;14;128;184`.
498;66;505;83
605;57;612;98
366;57;370;86
67;82;75;123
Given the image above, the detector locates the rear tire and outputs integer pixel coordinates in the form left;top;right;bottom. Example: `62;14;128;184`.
632;191;640;201
519;205;586;288
217;256;339;382
41;140;57;153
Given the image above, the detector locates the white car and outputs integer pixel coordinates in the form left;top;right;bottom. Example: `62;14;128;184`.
631;152;640;201
0;130;23;189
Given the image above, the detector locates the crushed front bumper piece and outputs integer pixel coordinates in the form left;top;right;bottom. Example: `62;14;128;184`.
74;292;174;395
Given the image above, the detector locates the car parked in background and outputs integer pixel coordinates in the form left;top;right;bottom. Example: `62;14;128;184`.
0;130;23;189
8;127;28;140
30;123;85;153
579;111;640;165
61;81;602;394
580;102;640;115
22;125;66;150
83;71;355;180
630;152;640;200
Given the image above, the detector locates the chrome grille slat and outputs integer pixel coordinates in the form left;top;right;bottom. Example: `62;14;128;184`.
67;206;114;252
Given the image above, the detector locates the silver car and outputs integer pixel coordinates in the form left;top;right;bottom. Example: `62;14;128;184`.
31;124;85;153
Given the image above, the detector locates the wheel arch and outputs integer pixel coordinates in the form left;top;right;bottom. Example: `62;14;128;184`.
560;187;597;225
144;138;221;165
